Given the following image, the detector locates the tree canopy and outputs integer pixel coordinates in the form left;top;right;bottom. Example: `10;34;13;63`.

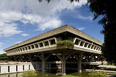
38;0;116;63
0;54;9;61
88;0;116;63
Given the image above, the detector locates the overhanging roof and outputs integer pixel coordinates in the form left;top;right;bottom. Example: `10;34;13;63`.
4;24;103;51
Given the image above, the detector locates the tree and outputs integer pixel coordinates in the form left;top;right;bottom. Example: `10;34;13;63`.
38;0;116;63
0;54;9;61
88;0;116;63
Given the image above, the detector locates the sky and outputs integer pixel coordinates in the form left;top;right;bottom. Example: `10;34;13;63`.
0;0;104;54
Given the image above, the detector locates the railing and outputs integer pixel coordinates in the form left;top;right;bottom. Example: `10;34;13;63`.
73;37;102;52
6;37;102;55
6;37;57;55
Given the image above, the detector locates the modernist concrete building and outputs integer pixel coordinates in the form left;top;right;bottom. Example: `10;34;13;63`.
4;24;103;75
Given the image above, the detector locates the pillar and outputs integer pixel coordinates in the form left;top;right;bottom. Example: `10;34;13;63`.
38;53;51;72
78;53;83;73
42;59;45;72
56;52;73;75
62;53;66;75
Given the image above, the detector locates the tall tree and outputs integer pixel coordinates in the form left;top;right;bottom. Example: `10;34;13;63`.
38;0;116;63
88;0;116;63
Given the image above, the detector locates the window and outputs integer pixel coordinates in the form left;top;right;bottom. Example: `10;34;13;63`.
28;46;31;49
31;45;34;49
84;43;88;47
23;48;25;51
25;47;27;50
94;46;96;50
75;39;80;45
80;41;84;46
50;39;56;45
23;65;25;70
29;65;30;70
44;41;49;46
88;44;91;48
91;45;94;49
8;66;10;72
16;65;18;71
20;48;22;51
40;43;43;47
35;44;39;48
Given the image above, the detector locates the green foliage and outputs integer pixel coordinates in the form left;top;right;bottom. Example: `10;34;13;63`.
57;40;74;49
61;75;79;77
88;0;116;63
22;70;38;77
88;71;107;77
0;54;9;61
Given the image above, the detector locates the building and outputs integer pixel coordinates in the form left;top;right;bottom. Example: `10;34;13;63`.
4;24;103;75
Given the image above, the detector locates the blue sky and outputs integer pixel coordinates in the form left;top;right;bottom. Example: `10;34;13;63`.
0;0;104;54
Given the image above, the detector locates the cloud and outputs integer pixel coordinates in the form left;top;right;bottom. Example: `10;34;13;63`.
15;41;22;44
78;27;85;30
0;0;87;38
0;23;22;37
21;33;29;36
38;17;62;30
77;14;92;21
0;49;5;54
0;42;2;47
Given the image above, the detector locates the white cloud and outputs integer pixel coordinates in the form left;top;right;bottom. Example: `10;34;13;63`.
0;49;5;54
0;23;22;37
0;42;3;47
38;17;62;30
21;33;29;36
0;0;87;38
15;41;22;44
78;27;85;30
77;14;92;21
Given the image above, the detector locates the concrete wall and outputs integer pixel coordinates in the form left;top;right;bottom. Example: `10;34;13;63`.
0;62;50;74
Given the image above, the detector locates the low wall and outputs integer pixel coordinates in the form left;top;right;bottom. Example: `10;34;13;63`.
0;62;51;74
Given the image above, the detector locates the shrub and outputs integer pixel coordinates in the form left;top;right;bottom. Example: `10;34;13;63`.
88;71;107;77
61;75;79;77
57;40;74;49
22;70;38;77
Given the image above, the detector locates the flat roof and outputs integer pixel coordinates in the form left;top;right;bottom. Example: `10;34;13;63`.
4;24;103;51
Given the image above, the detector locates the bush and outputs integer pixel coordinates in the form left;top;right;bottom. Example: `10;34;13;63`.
57;40;74;49
88;71;107;77
22;70;38;77
61;75;79;77
0;54;9;61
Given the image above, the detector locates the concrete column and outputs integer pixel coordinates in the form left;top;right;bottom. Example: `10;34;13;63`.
78;53;83;73
83;42;86;47
73;38;77;42
42;59;45;72
61;53;66;75
42;42;45;48
78;40;81;46
48;40;51;47
38;53;51;72
56;52;73;75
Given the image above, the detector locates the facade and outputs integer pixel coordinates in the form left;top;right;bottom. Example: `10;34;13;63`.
4;24;103;75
